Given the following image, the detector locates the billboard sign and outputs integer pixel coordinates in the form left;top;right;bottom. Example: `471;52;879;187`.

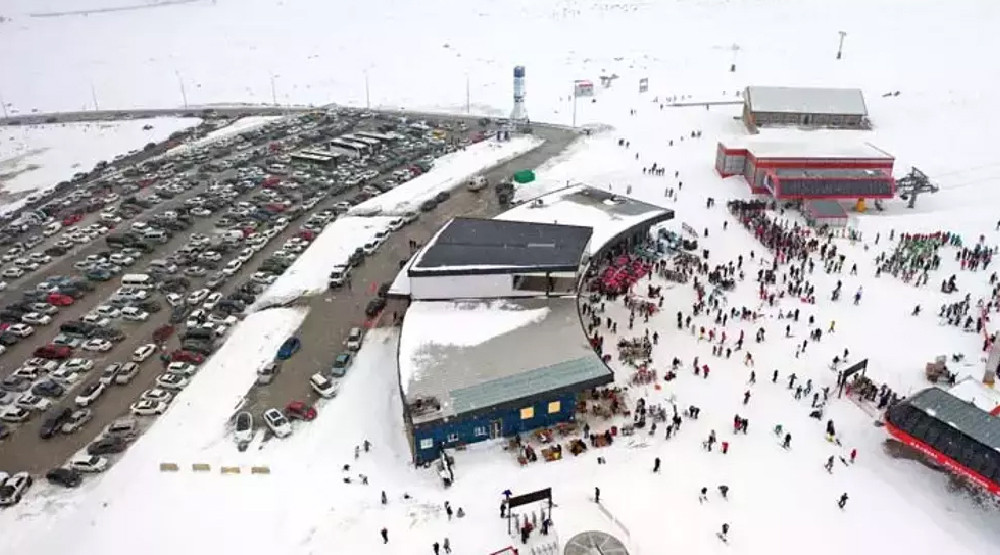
639;77;649;93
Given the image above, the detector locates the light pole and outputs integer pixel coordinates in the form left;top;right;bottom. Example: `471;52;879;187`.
0;90;8;120
364;70;371;110
90;82;100;111
465;73;471;114
175;71;189;109
837;31;847;60
572;82;578;128
270;73;280;106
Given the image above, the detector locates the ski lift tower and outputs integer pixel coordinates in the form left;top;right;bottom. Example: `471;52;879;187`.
896;167;940;208
510;66;529;126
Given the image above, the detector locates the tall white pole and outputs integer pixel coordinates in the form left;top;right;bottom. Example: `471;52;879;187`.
465;74;471;114
572;84;578;128
175;71;189;109
364;70;371;110
90;83;100;111
0;91;8;120
270;74;278;106
837;31;847;60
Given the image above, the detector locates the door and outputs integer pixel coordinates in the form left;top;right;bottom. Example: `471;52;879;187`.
489;419;502;439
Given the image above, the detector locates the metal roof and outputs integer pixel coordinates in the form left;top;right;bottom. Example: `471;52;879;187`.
746;86;868;116
410;217;592;275
775;168;889;179
803;199;848;219
906;387;1000;451
399;297;612;425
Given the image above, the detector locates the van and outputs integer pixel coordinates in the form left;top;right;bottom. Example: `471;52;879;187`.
121;274;154;290
266;164;288;175
217;230;243;244
143;229;168;243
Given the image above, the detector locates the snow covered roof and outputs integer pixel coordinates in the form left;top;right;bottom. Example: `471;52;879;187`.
948;378;1000;415
409;217;593;276
398;297;612;425
775;168;890;178
496;184;673;256
745;86;868;116
720;139;893;160
905;387;1000;450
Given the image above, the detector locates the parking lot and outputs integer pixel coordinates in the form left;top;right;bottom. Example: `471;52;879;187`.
0;108;550;477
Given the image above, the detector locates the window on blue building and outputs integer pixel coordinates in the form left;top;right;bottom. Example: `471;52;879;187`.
474;426;487;437
419;438;433;450
447;433;459;443
548;401;561;414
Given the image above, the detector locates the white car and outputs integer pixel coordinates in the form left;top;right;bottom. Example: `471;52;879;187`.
61;358;94;373
98;363;123;385
309;373;339;399
221;259;242;276
69;455;108;473
61;409;92;433
198;251;222;262
1;267;25;278
94;305;121;319
130;400;168;416
166;362;197;377
74;382;107;407
346;327;364;351
120;307;149;322
236;248;255;263
187;289;210;305
108;253;135;266
0;406;30;423
186;309;207;328
20;312;52;326
133;343;158;363
252;272;277;285
113;362;140;385
165;293;185;307
262;408;292;438
16;393;52;412
82;313;112;327
140;388;173;404
83;338;114;352
28;252;52;264
7;323;34;338
234;411;254;445
155;373;188;391
202;292;223;310
50;368;81;384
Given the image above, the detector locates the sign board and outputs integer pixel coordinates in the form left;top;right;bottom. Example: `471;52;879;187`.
639;77;649;93
507;487;552;508
574;80;594;97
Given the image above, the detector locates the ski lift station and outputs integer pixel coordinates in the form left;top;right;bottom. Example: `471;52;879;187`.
715;139;896;201
392;185;672;464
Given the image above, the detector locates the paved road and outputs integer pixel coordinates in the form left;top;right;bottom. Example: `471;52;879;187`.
242;125;580;423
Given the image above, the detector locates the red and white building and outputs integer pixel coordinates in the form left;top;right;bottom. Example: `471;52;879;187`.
715;140;896;200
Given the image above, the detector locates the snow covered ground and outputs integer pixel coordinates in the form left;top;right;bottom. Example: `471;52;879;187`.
0;117;199;210
349;135;543;216
250;215;396;309
169;115;281;154
3;0;1000;553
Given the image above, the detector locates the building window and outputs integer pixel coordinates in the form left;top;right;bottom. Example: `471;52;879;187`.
447;433;459;443
520;406;535;420
474;426;488;437
548;401;561;414
419;438;434;450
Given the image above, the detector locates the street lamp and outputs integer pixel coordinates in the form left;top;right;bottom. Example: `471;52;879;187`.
270;73;280;106
837;31;847;60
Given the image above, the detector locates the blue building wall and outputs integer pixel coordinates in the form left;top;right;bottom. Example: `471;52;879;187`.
412;391;578;464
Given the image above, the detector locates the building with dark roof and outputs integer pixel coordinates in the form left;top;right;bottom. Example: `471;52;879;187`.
743;86;869;129
406;217;593;300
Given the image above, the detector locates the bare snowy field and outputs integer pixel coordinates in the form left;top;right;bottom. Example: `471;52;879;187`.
2;0;1000;554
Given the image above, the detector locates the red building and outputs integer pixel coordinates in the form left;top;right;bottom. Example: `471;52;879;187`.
715;141;895;200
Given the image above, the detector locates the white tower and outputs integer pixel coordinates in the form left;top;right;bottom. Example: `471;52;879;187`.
510;65;528;123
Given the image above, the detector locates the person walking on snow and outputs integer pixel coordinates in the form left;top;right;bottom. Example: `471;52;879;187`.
825;455;835;473
743;390;751;405
699;487;709;503
433;542;440;555
850;448;858;463
838;493;849;509
782;433;792;449
443;538;451;553
653;457;661;473
594;487;601;503
380;528;389;544
718;485;729;499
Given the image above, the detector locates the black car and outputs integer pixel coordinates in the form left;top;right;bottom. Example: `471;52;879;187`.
419;198;438;212
348;248;364;268
92;327;126;342
365;297;386;318
39;408;73;439
434;190;451;203
46;468;82;488
0;332;20;347
169;306;189;325
138;300;163;313
87;436;128;456
32;379;65;398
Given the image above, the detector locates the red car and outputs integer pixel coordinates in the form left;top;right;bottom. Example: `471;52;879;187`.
62;213;83;226
296;230;316;242
285;401;317;421
170;350;205;364
34;344;73;360
47;293;74;306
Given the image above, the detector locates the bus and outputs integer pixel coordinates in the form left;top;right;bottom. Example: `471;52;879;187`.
884;387;1000;496
330;138;370;156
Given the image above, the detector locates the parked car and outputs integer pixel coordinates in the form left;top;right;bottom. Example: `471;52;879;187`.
39;407;73;439
46;467;82;488
130;400;168;416
285;400;317;421
140;388;173;404
234;411;253;447
83;338;114;352
256;361;281;386
75;381;107;407
34;344;72;360
346;326;364;351
155;373;189;391
276;337;301;360
310;373;339;398
330;352;352;377
32;379;65;398
0;472;32;506
69;454;108;473
133;343;158;362
61;409;93;434
262;408;291;438
87;436;128;455
113;362;140;385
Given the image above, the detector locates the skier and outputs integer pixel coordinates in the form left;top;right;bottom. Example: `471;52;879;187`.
850;448;857;463
355;445;360;459
782;432;792;449
433;542;441;555
443;538;451;553
824;455;835;473
364;439;372;452
719;523;730;542
718;485;729;499
772;369;779;383
699;487;709;503
594;487;601;503
838;493;849;509
721;441;730;454
381;490;388;505
743;390;751;405
653;457;661;473
380;528;389;544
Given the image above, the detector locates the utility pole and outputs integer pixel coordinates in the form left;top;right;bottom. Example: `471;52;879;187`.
572;83;578;128
175;71;189;109
465;74;471;114
837;31;847;60
270;74;278;106
364;70;371;110
0;90;8;120
90;82;100;111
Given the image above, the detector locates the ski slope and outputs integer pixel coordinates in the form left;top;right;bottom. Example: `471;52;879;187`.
1;0;1000;553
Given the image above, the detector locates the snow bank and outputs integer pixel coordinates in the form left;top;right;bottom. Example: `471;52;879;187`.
0;306;308;553
169;116;281;154
349;135;543;216
251;215;397;309
0;117;200;211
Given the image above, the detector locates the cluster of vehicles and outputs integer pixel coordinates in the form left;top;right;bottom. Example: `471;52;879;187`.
0;108;481;507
